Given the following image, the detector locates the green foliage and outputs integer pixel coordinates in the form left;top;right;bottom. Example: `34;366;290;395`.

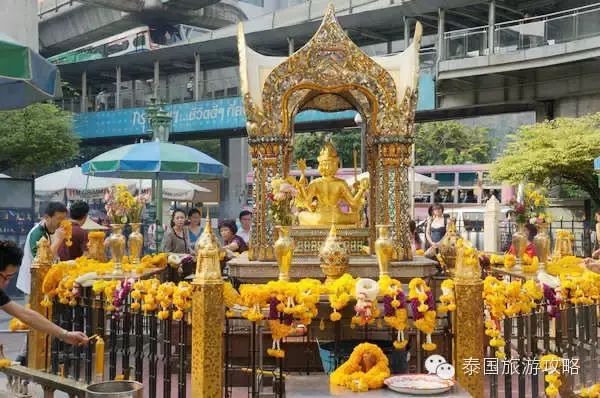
0;103;79;176
184;139;221;162
293;130;361;169
415;121;494;165
491;113;600;205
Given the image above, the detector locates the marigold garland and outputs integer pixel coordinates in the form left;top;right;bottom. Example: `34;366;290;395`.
325;273;355;322
379;276;408;349
408;278;437;351
540;354;562;398
438;279;457;313
330;342;390;392
581;384;600;398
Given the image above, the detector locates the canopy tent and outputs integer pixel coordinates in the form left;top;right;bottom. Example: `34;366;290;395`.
81;141;227;179
35;166;211;201
140;179;210;202
0;33;60;110
344;171;439;193
35;166;132;200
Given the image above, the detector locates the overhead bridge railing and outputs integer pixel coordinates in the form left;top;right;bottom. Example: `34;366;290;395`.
444;2;600;60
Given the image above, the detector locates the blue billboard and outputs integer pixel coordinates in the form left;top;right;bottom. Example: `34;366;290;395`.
74;73;435;140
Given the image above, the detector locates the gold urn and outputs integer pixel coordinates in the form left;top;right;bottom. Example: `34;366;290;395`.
533;223;551;268
108;224;126;274
319;224;349;283
274;226;294;281
128;223;144;265
374;225;394;278
511;223;528;270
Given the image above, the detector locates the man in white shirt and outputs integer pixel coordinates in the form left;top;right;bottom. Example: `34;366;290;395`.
237;210;252;245
17;201;67;295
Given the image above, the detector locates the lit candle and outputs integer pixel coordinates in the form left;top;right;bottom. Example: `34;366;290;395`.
95;336;105;381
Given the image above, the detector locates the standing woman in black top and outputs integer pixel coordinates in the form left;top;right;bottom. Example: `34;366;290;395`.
425;203;447;258
0;241;88;346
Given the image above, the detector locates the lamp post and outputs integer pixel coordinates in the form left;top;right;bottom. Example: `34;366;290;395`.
146;99;172;225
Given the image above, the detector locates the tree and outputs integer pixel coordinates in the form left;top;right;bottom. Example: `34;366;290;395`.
490;113;600;206
293;130;361;169
0;104;79;176
415;121;494;165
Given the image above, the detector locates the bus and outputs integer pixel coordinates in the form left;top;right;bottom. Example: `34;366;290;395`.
48;24;210;65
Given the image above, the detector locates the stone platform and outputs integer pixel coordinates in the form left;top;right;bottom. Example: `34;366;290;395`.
227;253;438;283
285;375;471;397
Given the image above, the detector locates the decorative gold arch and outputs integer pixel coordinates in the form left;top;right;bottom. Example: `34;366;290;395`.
238;4;422;261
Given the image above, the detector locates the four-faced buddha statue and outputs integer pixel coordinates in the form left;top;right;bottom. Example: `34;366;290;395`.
291;142;368;226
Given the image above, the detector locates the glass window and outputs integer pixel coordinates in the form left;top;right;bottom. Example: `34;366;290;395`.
214;89;225;98
133;35;146;47
435;173;455;187
458;172;478;186
226;87;238;97
106;40;129;55
420;172;432;177
434;189;455;204
240;0;264;6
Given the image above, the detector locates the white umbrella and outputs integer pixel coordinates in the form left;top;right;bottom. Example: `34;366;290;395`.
35;166;132;200
140;179;211;202
344;171;439;193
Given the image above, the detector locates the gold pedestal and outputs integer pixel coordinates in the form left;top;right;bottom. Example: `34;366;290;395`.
28;238;53;370
454;279;484;398
290;226;369;256
191;280;224;398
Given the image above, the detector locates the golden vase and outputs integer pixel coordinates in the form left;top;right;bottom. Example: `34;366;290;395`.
109;224;126;274
374;225;394;278
319;224;349;283
533;223;550;268
128;223;144;265
512;223;527;270
274;226;294;281
438;217;460;271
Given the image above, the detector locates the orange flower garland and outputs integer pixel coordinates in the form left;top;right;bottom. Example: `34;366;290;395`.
330;342;390;392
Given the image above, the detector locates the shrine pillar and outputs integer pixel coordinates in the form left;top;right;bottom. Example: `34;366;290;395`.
28;237;53;370
374;137;413;260
248;136;286;261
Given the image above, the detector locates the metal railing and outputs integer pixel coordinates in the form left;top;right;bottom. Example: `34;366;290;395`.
443;2;600;60
56;78;241;113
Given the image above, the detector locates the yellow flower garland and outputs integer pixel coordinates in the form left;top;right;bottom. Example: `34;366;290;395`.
379;276;408;349
330;342;390;392
408;278;437;351
540;354;562;398
325;273;355;322
581;384;600;398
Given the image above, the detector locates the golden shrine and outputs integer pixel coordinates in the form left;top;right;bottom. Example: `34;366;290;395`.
238;4;422;262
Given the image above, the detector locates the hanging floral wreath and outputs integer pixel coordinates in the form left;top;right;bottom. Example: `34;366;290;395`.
330;342;390;392
408;278;437;351
379;276;408;350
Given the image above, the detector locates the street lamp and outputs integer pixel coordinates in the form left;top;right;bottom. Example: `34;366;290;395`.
145;100;173;226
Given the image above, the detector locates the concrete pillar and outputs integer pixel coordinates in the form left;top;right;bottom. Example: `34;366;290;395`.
194;52;201;101
220;137;249;219
81;71;87;113
132;79;137;107
404;17;410;49
153;60;160;99
287;37;294;55
437;8;446;60
115;65;121;109
483;195;501;253
488;0;495;55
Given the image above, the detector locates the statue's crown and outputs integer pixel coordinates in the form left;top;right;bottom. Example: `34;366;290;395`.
318;142;338;161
